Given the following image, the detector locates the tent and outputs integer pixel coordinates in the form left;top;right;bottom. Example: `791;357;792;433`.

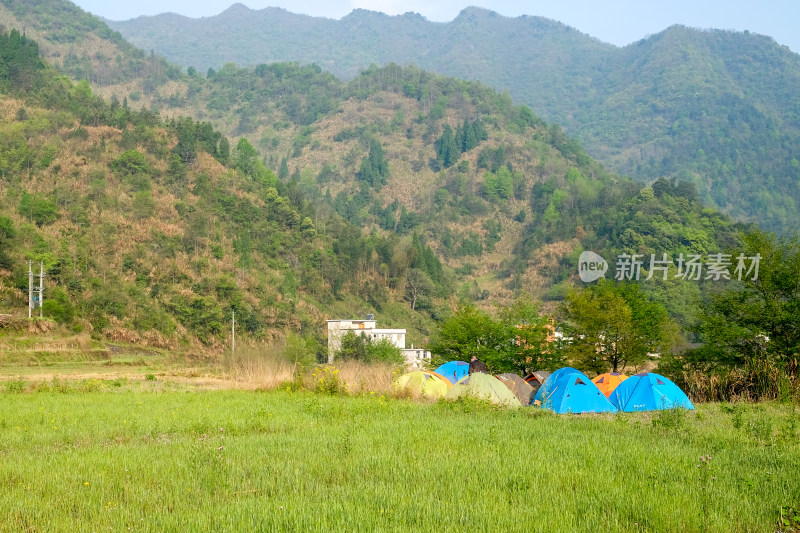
434;361;470;384
394;371;451;399
609;372;694;412
592;372;629;397
533;367;587;404
429;371;453;388
523;371;551;395
536;371;618;414
524;371;551;385
496;373;535;405
445;373;522;408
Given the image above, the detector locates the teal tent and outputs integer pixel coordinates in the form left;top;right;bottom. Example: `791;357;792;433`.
536;371;618;414
609;372;694;412
532;367;586;404
434;361;470;384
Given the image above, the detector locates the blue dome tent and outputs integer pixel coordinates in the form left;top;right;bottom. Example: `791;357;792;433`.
536;371;618;414
532;367;586;404
609;372;694;412
434;361;470;385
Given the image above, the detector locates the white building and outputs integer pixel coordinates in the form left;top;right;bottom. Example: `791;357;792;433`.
326;318;431;368
400;346;432;369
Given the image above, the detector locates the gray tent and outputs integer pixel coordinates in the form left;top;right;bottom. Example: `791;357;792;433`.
496;373;535;406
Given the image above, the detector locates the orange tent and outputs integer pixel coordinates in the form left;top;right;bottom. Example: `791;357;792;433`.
592;372;628;397
429;371;453;388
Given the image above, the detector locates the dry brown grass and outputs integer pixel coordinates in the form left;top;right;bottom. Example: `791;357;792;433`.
220;340;295;390
330;360;400;395
218;339;401;394
682;359;800;403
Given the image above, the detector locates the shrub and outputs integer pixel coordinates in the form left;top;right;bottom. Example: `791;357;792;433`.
5;380;27;393
336;331;404;365
18;192;58;227
111;149;149;176
312;366;347;395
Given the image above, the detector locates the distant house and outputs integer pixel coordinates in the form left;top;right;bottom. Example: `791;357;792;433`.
326;317;431;368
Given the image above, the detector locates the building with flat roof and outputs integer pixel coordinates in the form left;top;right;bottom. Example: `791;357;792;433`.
326;318;431;368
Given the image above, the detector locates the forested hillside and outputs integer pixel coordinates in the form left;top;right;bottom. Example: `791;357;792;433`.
0;25;748;352
106;5;800;233
0;0;178;88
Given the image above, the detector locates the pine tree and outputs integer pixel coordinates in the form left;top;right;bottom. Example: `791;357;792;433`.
454;122;465;153
436;125;459;168
357;139;389;187
279;158;289;179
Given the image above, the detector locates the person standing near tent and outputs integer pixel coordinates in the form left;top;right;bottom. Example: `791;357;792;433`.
469;355;488;375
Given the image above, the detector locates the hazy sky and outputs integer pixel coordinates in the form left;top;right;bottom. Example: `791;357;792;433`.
72;0;799;53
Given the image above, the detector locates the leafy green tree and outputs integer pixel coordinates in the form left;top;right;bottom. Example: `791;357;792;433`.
172;117;198;164
498;297;563;372
336;331;403;364
0;125;31;177
365;338;405;365
405;268;434;310
233;138;259;177
300;217;316;239
284;332;318;376
483;167;513;202
0;29;45;92
696;229;800;368
0;215;14;269
165;153;187;185
429;302;533;373
217;137;230;166
111;149;148;176
279;158;289;180
42;287;74;324
131;191;155;220
561;280;676;373
168;294;225;345
19;192;57;227
338;330;368;361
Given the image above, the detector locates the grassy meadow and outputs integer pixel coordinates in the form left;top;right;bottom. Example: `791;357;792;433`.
0;377;798;532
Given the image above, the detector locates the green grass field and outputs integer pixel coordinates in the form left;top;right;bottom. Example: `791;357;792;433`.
0;379;798;532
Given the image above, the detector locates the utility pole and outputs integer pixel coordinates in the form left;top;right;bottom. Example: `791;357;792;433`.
231;310;236;357
28;261;33;319
38;261;44;318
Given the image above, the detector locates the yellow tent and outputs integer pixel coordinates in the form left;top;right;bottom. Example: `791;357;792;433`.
394;371;451;399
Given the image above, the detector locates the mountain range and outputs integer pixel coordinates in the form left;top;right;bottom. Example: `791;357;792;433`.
0;0;775;352
105;4;800;233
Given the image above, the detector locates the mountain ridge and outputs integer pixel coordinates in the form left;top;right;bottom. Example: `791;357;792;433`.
0;27;743;349
105;6;800;232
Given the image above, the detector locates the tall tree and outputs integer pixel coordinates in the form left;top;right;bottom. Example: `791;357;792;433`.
430;298;556;373
405;268;434;310
697;229;800;368
435;124;459;168
357;139;389;187
562;280;677;373
429;303;507;368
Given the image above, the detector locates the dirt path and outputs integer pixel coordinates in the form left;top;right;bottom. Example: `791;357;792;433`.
0;369;249;390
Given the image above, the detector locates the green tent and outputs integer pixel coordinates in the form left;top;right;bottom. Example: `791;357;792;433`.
394;370;450;399
445;373;522;408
